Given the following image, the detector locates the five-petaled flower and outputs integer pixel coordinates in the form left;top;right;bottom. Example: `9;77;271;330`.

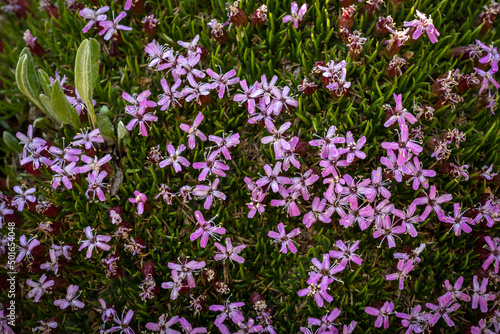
54;285;85;310
129;190;147;215
78;226;111;259
283;2;308;29
214;238;246;264
267;222;300;254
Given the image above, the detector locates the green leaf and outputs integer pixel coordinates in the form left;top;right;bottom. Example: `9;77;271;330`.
2;131;22;152
50;81;81;128
33;117;52;129
38;69;51;96
117;121;127;141
97;113;115;141
75;38;100;129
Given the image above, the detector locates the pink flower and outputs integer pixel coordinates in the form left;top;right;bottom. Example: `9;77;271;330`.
381;124;423;164
439;276;470;304
16;235;40;262
383;93;417;127
178;34;202;56
392;204;423;238
192;178;226;210
403;10;440;43
329;240;363;267
283;2;308;29
342;131;366;163
78;226;111;258
307;254;344;291
86;170;108;202
247;189;266;218
233;80;263;114
79;6;109;33
308;308;341;333
373;216;405;248
192;151;230;181
190;211;226;248
168;259;205;289
109;309;135;334
395;305;430;334
214;238;246;264
261;120;291;157
159;144;190;172
161;270;186;300
476;39;499;72
12;185;36;211
474;67;500;95
426;299;460;327
206;68;240;98
129;190;147;215
54;285;85;310
386;259;414;290
365;301;394;329
209;133;240;160
256;162;291;193
209;299;245;327
303;197;332;227
411;185;452;220
472;276;493;312
180;112;207;149
145;314;180;333
99;11;132;41
309;125;346;159
26;274;54;303
270;86;299;115
298;283;333;308
482;236;500;273
288;169;319;201
158;79;183;111
125;99;158;137
270;188;301;217
268;222;300;254
439;203;475;236
72;128;104;150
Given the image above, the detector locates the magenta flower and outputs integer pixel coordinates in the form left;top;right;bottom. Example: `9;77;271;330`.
283;2;308;29
161;270;186;300
395;305;430;334
168;259;205;288
86;170;107;202
159;144;190;172
392;204;423;238
298;283;333;308
158;78;182;111
340;198;374;230
108;309;134;334
472;276;495;313
236;319;263;333
404;10;440;43
26;274;54;303
405;157;436;190
262;120;291;157
439;203;475;236
288;169;319;201
178;34;202;55
54;285;85;310
384;94;417;127
476;39;499;72
307;254;344;291
386;259;414;290
329;240;363;267
72;128;104;150
79;6;109;33
373;216;405;248
206;68;240;98
474;67;500;94
16;124;46;153
126;100;158;137
99;11;132;41
247;190;266;218
310;125;345;159
303;197;332;227
181;76;212;104
176;53;205;81
270;188;301;217
209;133;240;160
51;162;78;190
439;276;470;304
268;222;300;254
12;185;36;211
214;238;246;264
278;136;302;171
426;299;460;327
308;308;341;333
343;131;366;163
256;162;290;193
193;178;226;210
192;151;229;181
270;86;299;115
483;236;500;273
16;235;40;262
320;147;348;178
382;124;423;164
380;149;406;182
233;80;263;114
78;226;111;258
179;317;206;334
412;185;452;220
257;74;278;104
129;190;147;215
145;314;180;333
0;202;13;229
123;90;157;111
190;211;226;248
365;301;394;329
98;299;116;323
180;112;207;149
209;300;245;327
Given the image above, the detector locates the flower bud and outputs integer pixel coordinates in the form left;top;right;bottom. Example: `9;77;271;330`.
48;277;68;291
141;260;156;278
40;0;59;20
295;141;308;157
129;0;145;14
373;16;394;38
143;15;158;37
298;78;317;96
227;1;248;27
339;5;356;31
250;291;265;306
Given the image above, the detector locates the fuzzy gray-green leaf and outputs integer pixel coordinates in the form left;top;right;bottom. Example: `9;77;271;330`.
50;80;80;128
75;38;100;128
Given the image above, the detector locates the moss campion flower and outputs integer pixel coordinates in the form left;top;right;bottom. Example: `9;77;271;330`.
190;211;226;248
129;190;147;214
267;223;300;254
283;2;308;29
214;238;246;264
404;10;440;43
99;11;132;41
54;285;85;310
78;226;111;258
